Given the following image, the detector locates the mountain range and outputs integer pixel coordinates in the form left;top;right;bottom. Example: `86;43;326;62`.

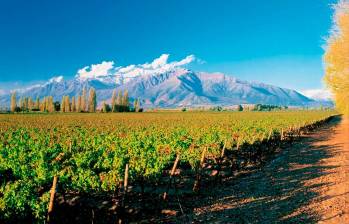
0;67;328;109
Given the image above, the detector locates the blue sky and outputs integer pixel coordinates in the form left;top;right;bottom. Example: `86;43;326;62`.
0;0;337;92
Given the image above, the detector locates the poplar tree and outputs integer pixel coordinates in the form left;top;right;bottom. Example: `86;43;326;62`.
10;92;17;112
102;101;107;113
81;87;87;112
40;97;45;112
71;96;76;112
88;88;97;112
77;95;82;112
111;89;117;112
21;97;24;111
122;90;129;112
324;1;349;114
28;97;34;111
61;96;64;112
24;97;29;112
133;98;140;112
35;96;40;110
19;97;23;111
116;90;122;112
64;96;70;112
48;96;55;112
46;97;50;112
44;97;49;112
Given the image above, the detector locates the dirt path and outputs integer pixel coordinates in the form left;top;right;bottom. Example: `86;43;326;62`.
304;117;349;223
171;116;349;223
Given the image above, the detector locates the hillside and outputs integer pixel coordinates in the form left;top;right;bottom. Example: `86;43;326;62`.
0;68;315;108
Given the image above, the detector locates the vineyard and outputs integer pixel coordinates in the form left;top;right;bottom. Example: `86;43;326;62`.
0;111;337;223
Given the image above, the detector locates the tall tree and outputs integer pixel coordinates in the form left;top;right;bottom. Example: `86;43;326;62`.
81;87;87;112
133;98;141;112
10;92;16;112
122;90;129;112
64;96;70;112
324;1;349;114
77;95;82;112
40;97;45;112
24;97;29;112
61;96;65;112
19;97;23;112
88;88;97;113
71;96;76;112
116;90;123;112
44;97;49;112
28;97;34;111
101;101;107;113
48;96;55;112
35;96;40;110
111;89;117;112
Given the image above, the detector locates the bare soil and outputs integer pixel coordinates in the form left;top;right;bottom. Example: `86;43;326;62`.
158;116;349;223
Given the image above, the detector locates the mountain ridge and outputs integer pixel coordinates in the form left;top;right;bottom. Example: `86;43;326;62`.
0;68;319;108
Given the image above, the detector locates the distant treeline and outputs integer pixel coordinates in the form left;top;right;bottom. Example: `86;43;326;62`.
7;87;142;113
204;104;287;112
252;104;287;111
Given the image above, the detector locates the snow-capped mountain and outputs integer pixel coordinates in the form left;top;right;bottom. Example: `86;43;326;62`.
0;54;323;108
0;68;315;108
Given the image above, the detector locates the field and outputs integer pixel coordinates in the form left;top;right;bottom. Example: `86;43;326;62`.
0;111;337;223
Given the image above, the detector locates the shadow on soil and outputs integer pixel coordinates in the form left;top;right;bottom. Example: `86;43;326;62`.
172;117;342;224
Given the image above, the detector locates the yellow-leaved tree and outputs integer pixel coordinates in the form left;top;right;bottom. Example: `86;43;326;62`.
324;0;349;115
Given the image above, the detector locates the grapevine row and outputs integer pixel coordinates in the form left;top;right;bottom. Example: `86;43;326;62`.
0;111;336;222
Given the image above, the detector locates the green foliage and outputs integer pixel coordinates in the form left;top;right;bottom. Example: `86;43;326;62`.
210;106;223;111
102;101;111;113
252;104;283;111
0;111;336;221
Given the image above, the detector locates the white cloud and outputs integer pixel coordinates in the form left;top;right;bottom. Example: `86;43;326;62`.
48;76;64;83
150;54;169;69
121;54;195;76
118;65;135;73
173;55;195;67
78;61;115;79
300;88;333;101
75;54;196;81
0;89;5;96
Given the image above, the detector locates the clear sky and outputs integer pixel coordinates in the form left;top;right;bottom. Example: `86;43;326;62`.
0;0;337;92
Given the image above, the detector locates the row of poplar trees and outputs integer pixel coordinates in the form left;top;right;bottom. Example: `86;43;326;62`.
105;89;141;112
9;87;97;113
10;92;56;112
61;87;97;113
9;87;140;113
